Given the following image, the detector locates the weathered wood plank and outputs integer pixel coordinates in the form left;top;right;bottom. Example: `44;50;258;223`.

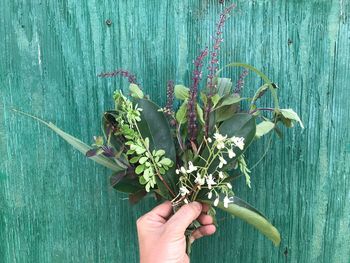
1;0;349;262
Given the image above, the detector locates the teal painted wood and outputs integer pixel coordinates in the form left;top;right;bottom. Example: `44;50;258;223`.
1;0;350;262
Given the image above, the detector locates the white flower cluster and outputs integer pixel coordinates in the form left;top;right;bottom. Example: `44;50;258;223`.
173;132;245;208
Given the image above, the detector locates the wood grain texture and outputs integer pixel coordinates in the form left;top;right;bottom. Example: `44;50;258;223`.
1;0;349;262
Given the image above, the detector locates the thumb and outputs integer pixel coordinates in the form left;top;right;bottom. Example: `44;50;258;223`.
166;202;202;235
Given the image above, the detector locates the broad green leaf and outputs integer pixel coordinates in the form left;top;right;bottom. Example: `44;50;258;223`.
111;172;144;193
256;121;275;138
198;113;256;172
217;113;256;170
174;85;190;100
279;109;304;129
176;100;188;124
217;77;233;96
211;104;239;123
129;83;144;99
199;195;281;246
215;94;245;110
13;109;127;172
136;99;178;199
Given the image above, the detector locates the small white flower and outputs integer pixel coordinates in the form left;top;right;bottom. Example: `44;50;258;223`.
207;137;212;143
175;169;180;174
179;186;190;196
184;198;189;204
194;173;205;185
214;132;227;142
214;133;227;150
218;171;224;179
231;136;245;150
227;183;232;189
213;196;220;206
180;166;187;174
187;161;198;173
228;148;236;159
206;174;217;189
208;191;213;199
218;156;227;168
223;195;233;208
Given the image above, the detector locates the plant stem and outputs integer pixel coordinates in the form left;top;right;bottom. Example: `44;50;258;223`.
186;233;192;256
250;107;275;114
133;121;176;198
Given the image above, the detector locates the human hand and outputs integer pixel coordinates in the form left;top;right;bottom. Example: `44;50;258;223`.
137;201;216;263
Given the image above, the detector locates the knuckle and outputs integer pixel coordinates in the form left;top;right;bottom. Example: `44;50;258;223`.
187;204;200;217
136;215;145;227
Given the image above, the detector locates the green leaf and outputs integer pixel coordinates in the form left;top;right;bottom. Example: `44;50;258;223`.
130;156;140;164
139;156;148;164
251;84;270;106
215;94;245;110
174;85;190;100
217;77;233;96
176;100;188;124
13;109;127;172
211;94;221;107
219;113;256;151
144;137;150;149
196;104;205;124
129;83;144;99
159;157;172;166
198;113;256;172
136;99;178;199
110;172;144;194
212;104;239;123
278;109;304;129
217;113;256;170
200;92;208;105
255;121;275;138
155;149;165;157
199;195;281;246
135;164;145;174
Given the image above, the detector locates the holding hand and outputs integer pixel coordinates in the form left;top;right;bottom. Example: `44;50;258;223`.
137;201;216;263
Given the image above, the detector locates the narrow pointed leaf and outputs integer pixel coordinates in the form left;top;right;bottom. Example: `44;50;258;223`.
199;195;281;246
13;109;127;172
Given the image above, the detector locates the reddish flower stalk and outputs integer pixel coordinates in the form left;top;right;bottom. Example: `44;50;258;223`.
204;4;236;136
234;69;249;94
98;68;139;86
165;80;175;115
188;48;209;142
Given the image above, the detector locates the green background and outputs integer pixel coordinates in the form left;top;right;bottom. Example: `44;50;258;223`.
1;0;349;262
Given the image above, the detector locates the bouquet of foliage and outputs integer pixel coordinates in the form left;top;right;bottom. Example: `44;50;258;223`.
16;3;303;255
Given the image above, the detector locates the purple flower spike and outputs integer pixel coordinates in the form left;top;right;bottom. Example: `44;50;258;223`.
98;68;139;86
165;80;175;115
234;69;249;94
188;48;209;142
205;3;236;136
